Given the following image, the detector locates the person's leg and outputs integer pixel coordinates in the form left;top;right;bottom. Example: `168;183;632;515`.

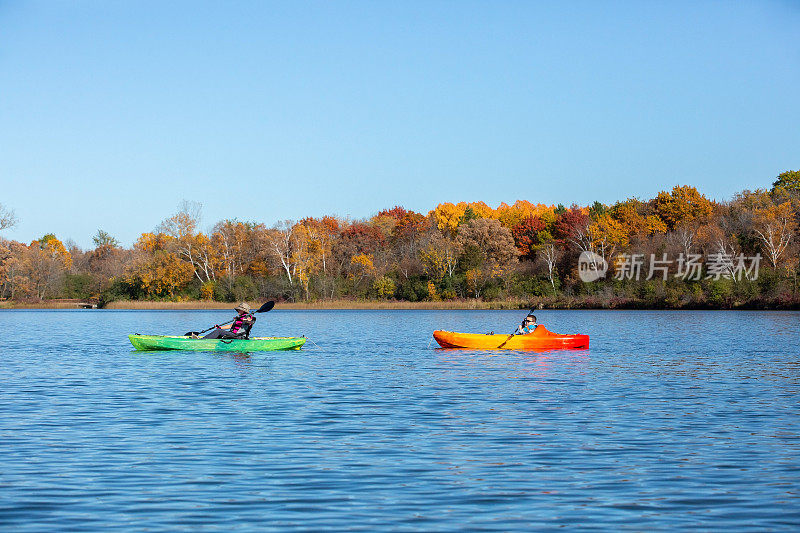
202;328;226;339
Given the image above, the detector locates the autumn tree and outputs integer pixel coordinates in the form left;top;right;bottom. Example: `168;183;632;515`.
456;219;518;296
264;220;299;285
772;170;800;193
291;223;323;299
19;235;73;299
212;220;263;288
348;252;375;293
302;216;339;274
387;209;428;279
381;207;428;245
120;232;194;298
296;216;341;298
752;200;796;269
0;204;18;231
770;170;800;225
696;223;742;281
431;203;464;236
158;200;201;238
4;174;798;306
552;206;590;247
0;240;28;299
157;201;219;284
608;198;667;241
372;275;396;298
87;229;125;295
512;216;548;259
332;222;386;280
495;201;554;230
419;232;462;283
125;251;194;298
587;213;628;260
457;219;518;267
652;185;714;231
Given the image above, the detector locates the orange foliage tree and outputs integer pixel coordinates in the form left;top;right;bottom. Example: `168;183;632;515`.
125;251;194;298
15;234;74;299
652;185;714;231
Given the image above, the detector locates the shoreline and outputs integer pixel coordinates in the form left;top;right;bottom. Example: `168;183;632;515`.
2;298;798;311
2;299;529;311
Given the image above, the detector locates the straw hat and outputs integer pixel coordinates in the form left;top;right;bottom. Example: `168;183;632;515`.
234;302;251;313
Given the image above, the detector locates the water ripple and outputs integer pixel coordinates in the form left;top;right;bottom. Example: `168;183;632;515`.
1;309;798;530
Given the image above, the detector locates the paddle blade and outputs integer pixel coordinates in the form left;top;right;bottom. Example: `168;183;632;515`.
256;301;275;313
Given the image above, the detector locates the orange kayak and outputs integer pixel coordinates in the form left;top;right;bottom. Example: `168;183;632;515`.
433;326;589;350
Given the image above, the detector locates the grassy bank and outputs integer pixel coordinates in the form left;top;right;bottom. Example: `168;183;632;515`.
0;299;96;310
2;299;529;310
4;295;798;310
102;299;529;310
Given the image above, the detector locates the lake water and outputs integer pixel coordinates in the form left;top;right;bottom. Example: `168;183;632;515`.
1;309;798;530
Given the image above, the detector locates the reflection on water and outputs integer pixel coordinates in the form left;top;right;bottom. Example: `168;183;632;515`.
0;309;798;530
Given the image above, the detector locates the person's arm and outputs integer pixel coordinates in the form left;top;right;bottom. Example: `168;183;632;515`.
218;317;239;330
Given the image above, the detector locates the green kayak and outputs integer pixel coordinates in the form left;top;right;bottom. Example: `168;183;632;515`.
129;334;306;352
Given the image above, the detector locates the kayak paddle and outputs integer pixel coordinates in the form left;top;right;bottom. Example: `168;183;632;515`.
497;334;516;349
184;301;275;336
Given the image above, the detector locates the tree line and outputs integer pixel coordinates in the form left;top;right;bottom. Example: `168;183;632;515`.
1;170;798;308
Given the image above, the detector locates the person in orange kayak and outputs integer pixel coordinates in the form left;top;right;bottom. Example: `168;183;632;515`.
515;313;538;335
203;303;256;339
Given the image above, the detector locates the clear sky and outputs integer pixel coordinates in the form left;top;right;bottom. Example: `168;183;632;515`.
1;1;798;248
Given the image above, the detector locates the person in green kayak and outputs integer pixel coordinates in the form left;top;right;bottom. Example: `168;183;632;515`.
515;313;538;335
203;303;256;339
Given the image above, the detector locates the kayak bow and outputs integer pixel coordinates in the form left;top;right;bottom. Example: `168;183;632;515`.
129;334;306;352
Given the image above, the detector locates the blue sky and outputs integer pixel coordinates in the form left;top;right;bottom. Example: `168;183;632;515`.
1;1;798;248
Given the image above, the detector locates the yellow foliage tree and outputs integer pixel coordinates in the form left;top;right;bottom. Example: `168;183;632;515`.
495;200;555;229
653;185;715;230
135;232;172;253
610;199;667;239
200;281;215;300
461;201;494;219
373;276;396;298
430;202;465;236
349;253;374;278
126;251;194;298
419;246;448;283
33;234;72;270
590;213;630;253
426;280;439;301
465;268;482;298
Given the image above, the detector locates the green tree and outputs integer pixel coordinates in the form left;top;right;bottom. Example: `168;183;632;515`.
458;205;480;225
772;170;800;193
372;276;396;298
92;229;120;248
